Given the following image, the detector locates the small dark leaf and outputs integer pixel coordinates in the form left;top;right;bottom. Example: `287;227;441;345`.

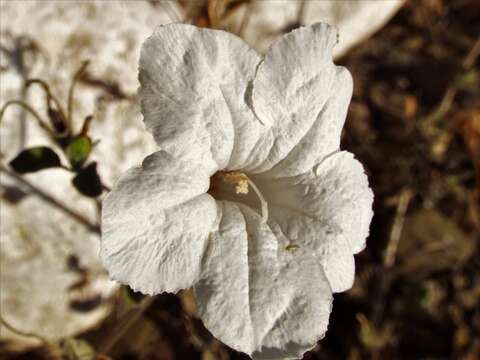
72;162;102;197
65;135;92;169
9;146;61;174
122;285;146;304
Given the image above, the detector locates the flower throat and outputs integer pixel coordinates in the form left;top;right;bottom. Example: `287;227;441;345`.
208;171;268;222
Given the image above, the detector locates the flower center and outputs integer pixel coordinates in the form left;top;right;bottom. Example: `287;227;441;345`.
208;171;269;222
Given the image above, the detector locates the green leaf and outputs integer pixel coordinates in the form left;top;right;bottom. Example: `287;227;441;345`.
9;146;62;174
65;135;92;169
72;162;102;197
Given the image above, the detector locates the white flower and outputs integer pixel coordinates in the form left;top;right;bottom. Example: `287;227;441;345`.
101;23;373;359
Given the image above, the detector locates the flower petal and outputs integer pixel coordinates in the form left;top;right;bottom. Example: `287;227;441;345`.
194;202;332;358
248;23;339;173
265;67;353;178
253;151;373;292
307;151;374;255
267;206;355;293
139;24;263;173
101;151;218;295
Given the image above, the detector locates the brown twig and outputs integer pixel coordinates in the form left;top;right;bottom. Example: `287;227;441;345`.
0;100;55;136
0;313;49;344
1;35;46;147
67;61;90;129
424;36;480;123
155;0;183;22
371;189;413;325
99;295;156;355
462;37;480;70
236;1;252;37
297;0;307;26
384;189;414;268
25;78;67;120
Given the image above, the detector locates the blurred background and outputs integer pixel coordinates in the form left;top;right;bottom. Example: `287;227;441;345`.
0;0;479;359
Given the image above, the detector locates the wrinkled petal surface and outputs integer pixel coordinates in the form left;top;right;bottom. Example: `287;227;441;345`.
264;67;353;178
306;151;374;255
101;151;218;295
194;202;332;359
139;23;350;176
247;23;342;174
139;24;264;173
103;22;374;360
253;151;373;292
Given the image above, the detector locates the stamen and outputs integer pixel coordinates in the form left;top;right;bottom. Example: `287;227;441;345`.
219;171;269;223
245;175;269;223
221;171;249;194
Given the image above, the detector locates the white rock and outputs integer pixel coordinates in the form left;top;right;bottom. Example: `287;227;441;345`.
0;0;177;345
237;0;404;57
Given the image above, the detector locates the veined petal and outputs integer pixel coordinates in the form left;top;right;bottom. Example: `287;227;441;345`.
101;151;217;295
308;151;374;255
265;67;353;178
194;202;332;358
193;202;255;353
247;23;339;173
268;206;355;293
253;151;373;292
139;24;263;173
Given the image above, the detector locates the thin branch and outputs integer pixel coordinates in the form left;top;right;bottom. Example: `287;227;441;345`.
424;36;480;122
157;0;183;23
371;189;413;325
462;36;480;70
99;295;155;355
297;0;307;25
67;61;89;129
0;100;55;136
0;313;49;344
236;1;252;37
0;165;100;234
19;80;28;149
25;78;67;120
384;188;414;268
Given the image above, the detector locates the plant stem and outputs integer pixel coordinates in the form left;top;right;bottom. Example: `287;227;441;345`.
0;100;55;136
0;165;100;234
0;313;49;344
25;78;67;120
67;61;89;129
99;296;155;355
384;188;413;268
